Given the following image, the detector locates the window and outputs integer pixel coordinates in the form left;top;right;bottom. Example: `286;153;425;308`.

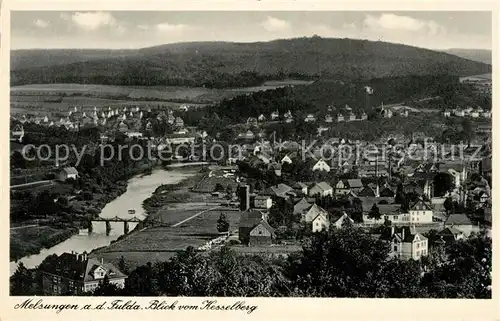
417;243;420;248
393;246;397;251
258;230;262;235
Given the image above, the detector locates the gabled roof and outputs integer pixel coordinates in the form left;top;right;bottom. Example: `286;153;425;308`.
359;197;395;212
347;179;363;189
250;220;276;237
311;181;332;191
239;210;265;228
264;183;293;197
38;253;127;283
358;186;377;197
293;182;308;189
306;204;329;218
293;197;313;214
410;199;433;211
438;226;463;236
445;214;472;226
62;167;78;175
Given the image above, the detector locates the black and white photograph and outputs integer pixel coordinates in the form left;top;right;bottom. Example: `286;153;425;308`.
5;6;494;307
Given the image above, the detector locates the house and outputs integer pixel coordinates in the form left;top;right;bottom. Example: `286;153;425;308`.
304;114;316;122
164;133;196;145
482;111;492;118
263;183;294;199
387;226;428;260
292;182;308;195
408;199;433;224
454;109;465;117
337;114;345;122
258;114;266;122
281;154;293;165
311;212;329;232
118;121;128;133
303;204;329;222
443;110;451;117
237;130;255;141
38;252;127;295
293;197;313;215
308;182;333;197
238;210;274;245
335;180;350;195
59;167;79;182
444;214;475;236
325;115;333;123
439;161;467;189
271;110;279;120
246;117;258;127
470;110;480;118
361;111;368;120
174;117;185;128
330;212;354;229
437;226;465;244
254;195;273;209
10;125;24;142
312;159;331;172
249;220;276;246
347;179;363;193
347;112;356;122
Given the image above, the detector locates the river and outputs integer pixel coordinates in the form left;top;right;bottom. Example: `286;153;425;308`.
10;168;196;275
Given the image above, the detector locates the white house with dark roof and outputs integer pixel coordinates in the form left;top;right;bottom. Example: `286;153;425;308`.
409;198;433;224
311;212;329;232
38;251;127;295
59;167;79;182
328;212;354;229
386;226;428;260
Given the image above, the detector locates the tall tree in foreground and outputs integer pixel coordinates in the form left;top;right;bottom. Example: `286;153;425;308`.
11;262;33;295
217;213;230;233
286;225;391;297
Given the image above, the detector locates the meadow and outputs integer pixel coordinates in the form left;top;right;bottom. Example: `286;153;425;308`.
94;207;242;269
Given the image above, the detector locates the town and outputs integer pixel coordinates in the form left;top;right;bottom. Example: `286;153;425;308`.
9;12;492;299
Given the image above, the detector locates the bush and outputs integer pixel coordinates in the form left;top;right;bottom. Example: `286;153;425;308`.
82;192;93;201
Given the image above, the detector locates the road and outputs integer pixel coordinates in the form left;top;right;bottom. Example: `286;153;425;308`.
10;180;53;189
171;206;221;227
10;224;39;230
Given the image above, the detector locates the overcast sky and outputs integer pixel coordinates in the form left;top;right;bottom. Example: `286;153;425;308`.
10;11;492;50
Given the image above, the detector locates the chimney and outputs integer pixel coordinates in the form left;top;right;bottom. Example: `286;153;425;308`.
100;258;104;265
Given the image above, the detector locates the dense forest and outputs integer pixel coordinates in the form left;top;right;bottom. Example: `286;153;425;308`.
11;37;490;88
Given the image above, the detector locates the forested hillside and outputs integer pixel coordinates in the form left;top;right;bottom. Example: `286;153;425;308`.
11;37;491;88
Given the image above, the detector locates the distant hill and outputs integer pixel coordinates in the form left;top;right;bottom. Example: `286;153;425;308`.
11;37;491;88
442;49;492;64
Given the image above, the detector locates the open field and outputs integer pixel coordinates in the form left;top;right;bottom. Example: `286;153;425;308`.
192;175;239;193
94;207;242;269
231;80;315;92
10;80;315;113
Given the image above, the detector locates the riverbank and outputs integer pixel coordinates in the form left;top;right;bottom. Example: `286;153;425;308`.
10;163;154;262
